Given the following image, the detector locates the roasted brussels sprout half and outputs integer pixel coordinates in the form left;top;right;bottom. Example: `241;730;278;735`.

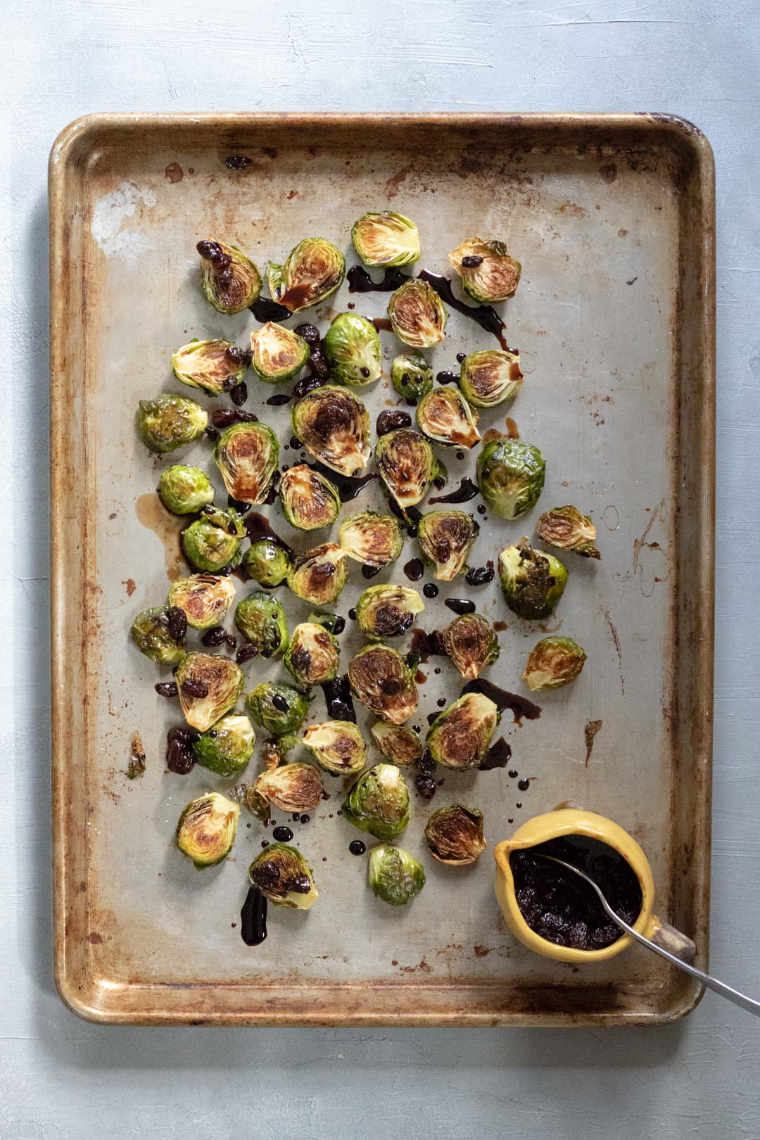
214;422;278;505
284;622;340;687
197;240;262;314
348;644;418;724
424;805;486;866
323;313;382;386
242;538;292;587
459;349;523;408
498;539;568;620
181;507;245;572
339;511;403;568
351;211;420;267
416;386;480;449
192;714;255;777
441;613;499;680
167;573;235;630
417;510;478;581
522;636;587;691
176;792;239;868
426;692;500;769
387;279;447;348
343;763;411;840
476;438;545;520
368;844;425;906
245;682;310;736
130;605;187;665
448;236;521;303
250;321;309;383
251;760;323;817
171;338;248;396
176;652;244;731
267;237;345;313
375;428;439;510
370;721;422;766
248;842;318;909
302;721;366;775
536;505;600;559
288;543;348;606
356;585;424;640
157;464;214;516
280;464;340;531
137;395;208;454
234;592;288;658
390;351;434;402
291;385;370;477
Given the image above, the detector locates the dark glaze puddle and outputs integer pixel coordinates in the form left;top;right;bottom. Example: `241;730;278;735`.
429;477;479;505
240;886;268;945
251;297;292;322
461;678;541;724
245;512;293;556
480;737;511;770
322;674;356;722
418;270;516;352
347;266;411;293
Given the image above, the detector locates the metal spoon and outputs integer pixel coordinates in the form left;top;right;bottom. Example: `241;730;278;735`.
538;855;760;1018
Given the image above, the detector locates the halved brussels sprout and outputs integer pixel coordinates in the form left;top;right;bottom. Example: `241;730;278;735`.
323;313;382;386
498;539;568;620
252;761;323;814
157;464;215;515
348;644;418;724
192;714;255;777
441;613;499;680
448;237;521;303
267;237;345;313
535;505;600;559
130;605;187;664
522;635;587;691
250;322;309;383
302;721;366;775
351;212;420;267
167;573;236;630
390;351;434;402
338;511;403;568
426;692;500;769
343;763;410;840
181;507;245;572
368;844;425;906
245;682;310;736
175;652;244;731
137;395;208;453
417;510;478;581
387;279;447;348
459;349;523;408
424;805;486;866
356;585;424;639
375;428;439;510
416;386;480;449
291;385;370;477
197;240;261;314
248;843;318;909
280;464;341;531
171;338;248;395
234;592;288;658
370;722;422;766
214;422;279;505
242;538;292;587
287;543;348;606
476;438;546;520
284;622;340;687
176;792;239;868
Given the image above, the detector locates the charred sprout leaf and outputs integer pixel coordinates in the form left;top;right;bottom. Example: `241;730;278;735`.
348;644;418;724
416;385;480;449
192;714;255;777
418;510;478;581
375;428;439;510
250;322;309;382
476;438;545;520
176;792;239;868
291;385;370;477
248;842;318;909
522;635;587;691
339;511;403;568
287;543;348;606
197;240;261;314
351;212;420;267
387;279;447;348
356;584;424;640
449;236;521;303
138;395;208;454
130;606;187;665
302;720;366;775
536;505;600;559
323;313;382;386
390;351;434;401
158;464;215;515
426;692;500;769
175;652;244;731
253;762;323;814
234;592;288;658
267;237;345;313
368;844;425;905
459;349;523;409
171;338;248;396
441;613;499;680
280;464;341;531
343;763;411;840
242;538;292;587
370;722;422;766
167;573;236;630
284;622;340;687
245;682;310;736
498;539;568;620
424;804;486;866
181;507;245;572
214;422;279;505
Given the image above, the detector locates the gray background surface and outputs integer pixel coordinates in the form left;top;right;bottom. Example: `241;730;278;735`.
3;1;759;1136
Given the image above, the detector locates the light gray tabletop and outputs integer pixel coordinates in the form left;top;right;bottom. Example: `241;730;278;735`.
4;1;760;1137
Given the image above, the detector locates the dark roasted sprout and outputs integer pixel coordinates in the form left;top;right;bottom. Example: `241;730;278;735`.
242;538;292;587
418;510;478;581
234;592;289;658
291;385;371;477
323;313;382;386
368;844;425;906
284;622;340;687
267;237;345;312
416;385;480;449
176;792;240;868
171;338;248;395
287;543;348;606
387;279;447;348
424;805;486;867
181;507;245;572
459;349;523;408
348;644;418;724
522;636;587;691
476;438;545;520
441;613;499;680
192;714;255;777
498;539;568;620
250;321;309;382
176;652;244;731
248;842;318;909
138;395;208;453
536;505;600;559
370;722;423;766
198;240;261;314
351;211;420;266
302;720;366;775
280;464;341;531
251;761;324;815
158;464;215;515
343;763;411;840
426;692;500;769
214;422;279;504
449;236;521;303
245;682;310;736
338;511;403;568
130;606;187;665
356;584;424;640
167;573;236;630
390;351;434;402
375;428;439;510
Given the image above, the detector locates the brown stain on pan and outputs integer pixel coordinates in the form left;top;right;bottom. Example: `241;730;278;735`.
135;492;186;580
